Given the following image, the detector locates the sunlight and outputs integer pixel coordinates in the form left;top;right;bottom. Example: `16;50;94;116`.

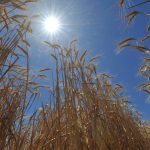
43;16;61;34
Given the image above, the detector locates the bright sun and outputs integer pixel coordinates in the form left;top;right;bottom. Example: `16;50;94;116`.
43;16;60;34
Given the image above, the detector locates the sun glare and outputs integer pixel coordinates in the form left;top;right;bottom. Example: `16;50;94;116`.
43;16;60;34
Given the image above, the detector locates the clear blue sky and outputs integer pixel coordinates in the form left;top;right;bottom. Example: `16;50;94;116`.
28;0;150;119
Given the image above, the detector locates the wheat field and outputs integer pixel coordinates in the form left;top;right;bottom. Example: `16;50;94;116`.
0;0;150;149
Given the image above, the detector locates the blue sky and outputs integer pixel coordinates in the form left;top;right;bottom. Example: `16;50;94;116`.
28;0;150;119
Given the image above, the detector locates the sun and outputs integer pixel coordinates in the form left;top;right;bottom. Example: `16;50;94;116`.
43;16;61;34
